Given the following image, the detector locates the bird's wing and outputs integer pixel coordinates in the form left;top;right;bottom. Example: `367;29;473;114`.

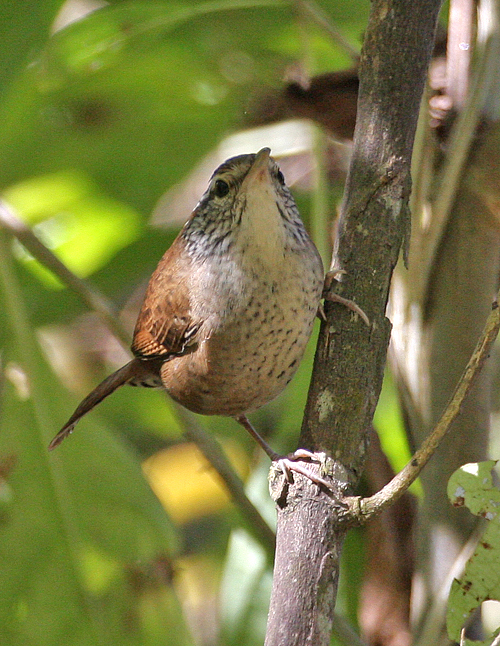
131;240;201;360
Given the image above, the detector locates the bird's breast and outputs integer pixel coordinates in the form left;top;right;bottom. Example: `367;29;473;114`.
160;240;323;416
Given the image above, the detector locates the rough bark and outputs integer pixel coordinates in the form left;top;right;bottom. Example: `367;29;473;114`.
264;2;443;645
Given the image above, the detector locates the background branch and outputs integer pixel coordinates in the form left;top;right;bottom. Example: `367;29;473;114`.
0;200;129;348
173;404;277;560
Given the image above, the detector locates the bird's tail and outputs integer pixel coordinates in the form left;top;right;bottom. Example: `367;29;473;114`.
49;359;141;450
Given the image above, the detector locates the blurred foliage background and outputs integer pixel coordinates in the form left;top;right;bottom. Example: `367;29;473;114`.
0;1;417;645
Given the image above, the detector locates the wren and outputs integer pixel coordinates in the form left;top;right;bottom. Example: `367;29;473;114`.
49;148;327;482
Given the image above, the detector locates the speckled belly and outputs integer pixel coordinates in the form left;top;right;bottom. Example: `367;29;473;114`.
160;280;321;416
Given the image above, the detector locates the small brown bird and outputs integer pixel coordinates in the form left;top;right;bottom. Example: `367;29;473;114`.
49;148;326;480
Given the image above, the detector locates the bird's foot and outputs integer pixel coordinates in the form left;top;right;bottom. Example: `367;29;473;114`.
320;270;370;327
233;415;332;490
272;449;332;489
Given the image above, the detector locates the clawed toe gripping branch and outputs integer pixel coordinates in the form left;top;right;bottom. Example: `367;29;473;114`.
321;269;371;327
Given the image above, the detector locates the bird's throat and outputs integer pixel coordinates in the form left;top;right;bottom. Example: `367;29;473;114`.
237;191;287;264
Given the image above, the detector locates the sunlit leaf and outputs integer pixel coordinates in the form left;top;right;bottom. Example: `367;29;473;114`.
143;439;249;524
5;170;141;283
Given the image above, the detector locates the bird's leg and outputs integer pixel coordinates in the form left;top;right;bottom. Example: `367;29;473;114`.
234;413;280;460
233;414;332;489
319;270;370;326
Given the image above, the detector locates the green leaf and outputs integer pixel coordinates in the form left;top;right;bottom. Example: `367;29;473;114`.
0;0;368;210
0;0;65;99
446;461;500;645
6;170;142;283
374;368;413;475
0;1;293;206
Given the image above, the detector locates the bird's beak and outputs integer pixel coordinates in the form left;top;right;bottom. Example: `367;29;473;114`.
241;148;272;189
254;147;271;166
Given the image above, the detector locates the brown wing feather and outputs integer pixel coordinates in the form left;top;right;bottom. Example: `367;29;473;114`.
131;238;201;360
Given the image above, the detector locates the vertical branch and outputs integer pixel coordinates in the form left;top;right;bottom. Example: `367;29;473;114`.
302;0;442;476
265;2;443;645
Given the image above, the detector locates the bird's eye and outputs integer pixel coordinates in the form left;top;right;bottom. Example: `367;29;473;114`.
276;170;285;186
213;179;230;198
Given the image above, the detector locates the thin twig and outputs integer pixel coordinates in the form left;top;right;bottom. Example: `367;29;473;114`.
347;293;500;525
0;200;129;349
299;0;361;63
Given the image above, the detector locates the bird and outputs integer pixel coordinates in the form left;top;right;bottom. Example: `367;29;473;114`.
49;148;329;482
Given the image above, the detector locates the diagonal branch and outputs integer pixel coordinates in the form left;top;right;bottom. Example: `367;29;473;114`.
348;293;500;524
173;404;277;560
0;199;128;348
